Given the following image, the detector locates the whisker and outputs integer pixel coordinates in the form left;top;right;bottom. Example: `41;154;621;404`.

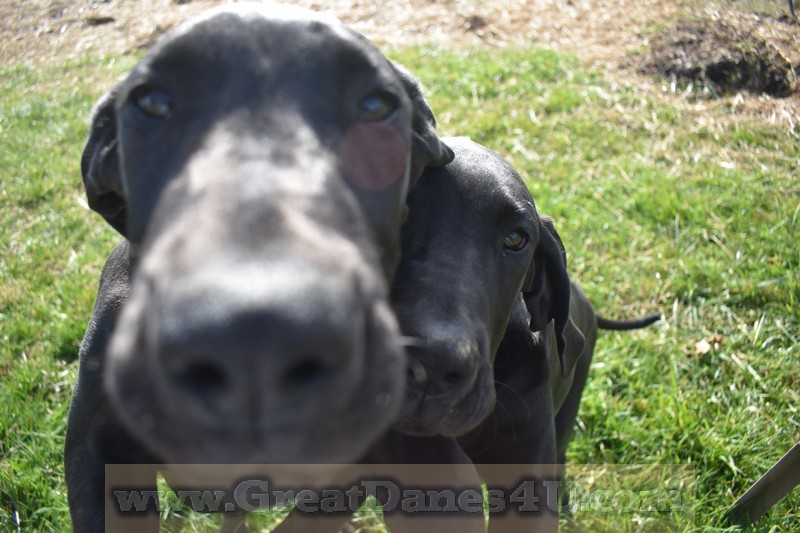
462;412;499;457
493;398;518;443
494;380;533;421
400;335;428;348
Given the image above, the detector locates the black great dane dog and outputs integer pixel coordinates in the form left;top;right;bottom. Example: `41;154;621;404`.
389;137;659;532
65;3;453;531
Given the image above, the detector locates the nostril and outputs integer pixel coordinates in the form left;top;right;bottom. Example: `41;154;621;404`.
407;356;428;387
282;357;332;389
428;353;477;393
170;360;232;411
443;370;467;385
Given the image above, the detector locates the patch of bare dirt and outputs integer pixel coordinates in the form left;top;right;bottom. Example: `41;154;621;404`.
639;7;799;97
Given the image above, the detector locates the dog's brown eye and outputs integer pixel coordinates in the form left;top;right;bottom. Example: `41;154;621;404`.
358;92;397;121
131;87;173;119
503;230;529;251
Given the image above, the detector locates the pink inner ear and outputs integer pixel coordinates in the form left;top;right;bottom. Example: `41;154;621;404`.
340;122;407;191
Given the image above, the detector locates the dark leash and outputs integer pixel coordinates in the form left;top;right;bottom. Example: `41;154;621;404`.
725;442;800;526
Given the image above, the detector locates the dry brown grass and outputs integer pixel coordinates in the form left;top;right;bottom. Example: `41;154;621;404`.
2;0;797;130
0;0;684;64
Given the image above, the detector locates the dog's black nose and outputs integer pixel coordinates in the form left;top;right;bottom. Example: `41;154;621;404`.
406;332;479;396
151;266;360;424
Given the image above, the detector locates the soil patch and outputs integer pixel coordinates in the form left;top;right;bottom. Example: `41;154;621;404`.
639;8;799;97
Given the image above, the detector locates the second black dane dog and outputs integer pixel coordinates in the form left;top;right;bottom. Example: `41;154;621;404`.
65;3;453;532
390;137;660;531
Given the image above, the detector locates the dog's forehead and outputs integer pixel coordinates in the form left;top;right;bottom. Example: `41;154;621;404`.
445;137;535;211
173;2;343;37
148;2;379;70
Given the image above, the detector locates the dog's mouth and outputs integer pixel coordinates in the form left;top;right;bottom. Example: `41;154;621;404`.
392;332;496;437
394;378;496;438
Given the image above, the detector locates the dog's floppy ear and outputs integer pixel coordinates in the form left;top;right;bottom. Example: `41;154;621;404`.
81;90;127;236
523;215;585;377
392;63;454;187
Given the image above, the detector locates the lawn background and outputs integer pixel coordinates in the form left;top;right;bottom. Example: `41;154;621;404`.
1;21;798;533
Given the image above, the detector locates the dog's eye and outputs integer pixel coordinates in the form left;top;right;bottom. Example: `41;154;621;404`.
357;92;397;121
131;86;173;119
503;229;529;251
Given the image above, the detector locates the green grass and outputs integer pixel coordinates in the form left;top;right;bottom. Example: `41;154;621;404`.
0;57;134;532
1;44;798;531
